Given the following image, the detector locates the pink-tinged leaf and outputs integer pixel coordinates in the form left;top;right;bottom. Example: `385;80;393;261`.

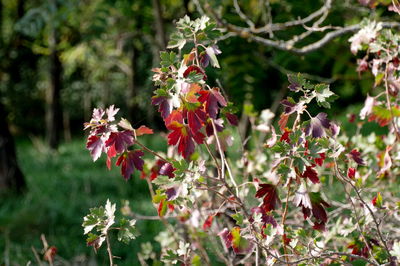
356;58;369;75
86;135;105;162
225;113;238;126
151;95;172;119
301;166;320;184
255;184;280;212
218;228;232;249
348;149;366;166
203;215;214;231
265;126;277;148
198;87;227;119
280;98;298;115
159;162;176;178
305;113;331;138
92;108;105;121
377;146;392;177
105;131;134;154
348;167;356;179
165;186;179;201
230;227;254;254
135;125;154;136
360;95;375;120
115;150;144;180
105;105;119;122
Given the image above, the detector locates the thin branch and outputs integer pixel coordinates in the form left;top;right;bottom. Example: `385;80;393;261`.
105;234;114;266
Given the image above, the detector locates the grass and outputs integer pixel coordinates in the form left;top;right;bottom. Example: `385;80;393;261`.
0;136;167;265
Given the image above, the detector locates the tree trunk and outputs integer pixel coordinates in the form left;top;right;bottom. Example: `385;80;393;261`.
151;0;166;50
46;8;63;150
0;102;26;193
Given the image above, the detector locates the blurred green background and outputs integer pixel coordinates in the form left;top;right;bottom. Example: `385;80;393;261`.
0;0;395;264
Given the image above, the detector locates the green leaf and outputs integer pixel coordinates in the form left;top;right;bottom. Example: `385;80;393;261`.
118;218;138;244
167;32;186;50
314;84;337;109
160;51;177;67
231;213;244;225
152;190;167;204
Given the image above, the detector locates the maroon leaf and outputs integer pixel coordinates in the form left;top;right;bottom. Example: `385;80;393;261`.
280;98;299;114
305;113;331;138
255;184;280;212
310;192;330;223
225;113;239;126
105;131;134;154
159;162;176;178
312;221;326;232
198;87;227;119
151;95;172;119
116;150;144;180
349;149;366;166
301;166;320;184
205;118;224;136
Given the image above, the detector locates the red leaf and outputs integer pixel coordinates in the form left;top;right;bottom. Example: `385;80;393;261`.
283;234;292;245
115;150;144;180
314;153;326;166
198;87;227;119
186;108;206;134
255;184;280;212
135;125;153;136
158;199;167;217
166;111;204;159
203;215;214;231
43;246;57;263
106;144;117;170
183;65;207;80
312;221;326;231
347;167;356;179
280;128;291;143
301;166;320;184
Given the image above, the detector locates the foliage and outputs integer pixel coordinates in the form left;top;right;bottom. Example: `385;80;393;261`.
82;15;400;265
